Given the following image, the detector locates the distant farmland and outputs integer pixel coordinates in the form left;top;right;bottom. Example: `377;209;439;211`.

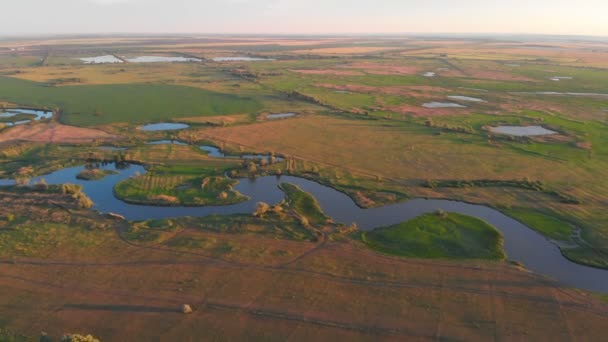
0;76;262;126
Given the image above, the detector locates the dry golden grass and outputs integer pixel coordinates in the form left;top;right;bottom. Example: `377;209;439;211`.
9;63;202;86
0;122;119;144
403;46;608;68
193;115;579;182
293;46;397;54
1;230;606;341
178;113;251;125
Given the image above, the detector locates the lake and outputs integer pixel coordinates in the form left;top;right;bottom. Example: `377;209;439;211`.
77;55;123;64
423;102;467;109
447;96;486;102
490;126;558;137
139;123;190;131
126;56;201;63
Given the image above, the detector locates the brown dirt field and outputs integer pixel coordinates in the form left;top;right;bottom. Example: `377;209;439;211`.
0;122;119;144
1;235;607;341
1;192;607;341
291;69;365;76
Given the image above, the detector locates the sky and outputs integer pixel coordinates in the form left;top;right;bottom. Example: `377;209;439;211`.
2;0;607;36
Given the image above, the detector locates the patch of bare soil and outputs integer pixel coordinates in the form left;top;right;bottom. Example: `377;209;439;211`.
0;123;119;144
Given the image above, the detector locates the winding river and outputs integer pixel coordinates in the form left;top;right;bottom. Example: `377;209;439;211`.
1;163;607;293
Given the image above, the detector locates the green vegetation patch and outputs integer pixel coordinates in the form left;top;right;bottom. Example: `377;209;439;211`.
562;247;608;270
504;208;573;241
279;182;328;226
0;222;108;258
114;165;247;207
363;212;505;260
0;76;262;126
76;168;118;181
424;179;581;205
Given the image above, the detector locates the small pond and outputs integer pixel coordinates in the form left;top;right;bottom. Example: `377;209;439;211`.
146;140;188;146
447;96;486;103
550;76;573;82
530;92;608;97
489;126;558;137
126;56;201;63
200;145;284;162
98;146;128;151
77;55;123;64
266;113;297;120
423;102;467;109
0;108;53;127
139;123;190;132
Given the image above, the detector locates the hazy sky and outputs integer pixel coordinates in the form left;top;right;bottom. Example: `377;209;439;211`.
2;0;607;36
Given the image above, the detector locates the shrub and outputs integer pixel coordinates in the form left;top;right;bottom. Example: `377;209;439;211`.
247;162;257;174
74;192;94;208
61;334;100;342
253;202;270;217
61;184;82;195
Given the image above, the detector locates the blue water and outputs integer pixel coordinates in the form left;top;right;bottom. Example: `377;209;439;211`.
267;113;297;119
0;108;53;127
139;123;190;131
200;145;284;162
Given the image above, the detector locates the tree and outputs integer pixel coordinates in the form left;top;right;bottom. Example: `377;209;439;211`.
247;162;257;174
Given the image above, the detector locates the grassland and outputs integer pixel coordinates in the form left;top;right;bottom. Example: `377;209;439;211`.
114;164;246;206
503;208;574;241
279;183;328;226
76;168;118;181
0;76;262;126
363;212;505;260
1;35;608;340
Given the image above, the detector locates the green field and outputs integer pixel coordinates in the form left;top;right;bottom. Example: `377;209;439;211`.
114;164;247;206
363;212;505;260
279;183;328;226
0;76;262;126
504;208;573;241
